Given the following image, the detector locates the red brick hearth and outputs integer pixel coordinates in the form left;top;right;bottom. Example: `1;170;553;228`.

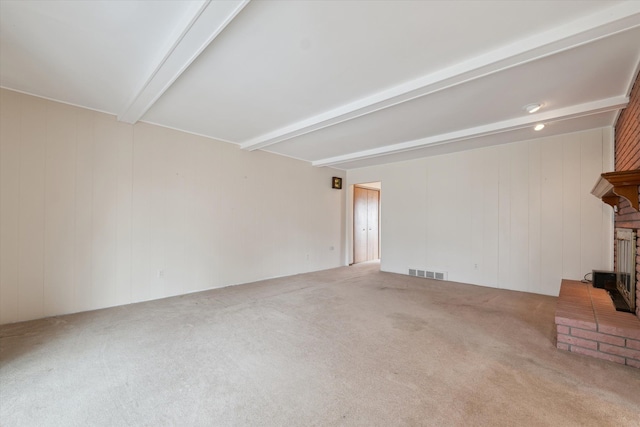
566;46;640;368
555;279;640;368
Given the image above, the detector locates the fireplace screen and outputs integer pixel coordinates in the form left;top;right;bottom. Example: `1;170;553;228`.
615;228;636;312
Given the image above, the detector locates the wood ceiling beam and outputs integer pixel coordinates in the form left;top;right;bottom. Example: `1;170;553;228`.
312;96;628;167
240;2;640;152
118;0;250;124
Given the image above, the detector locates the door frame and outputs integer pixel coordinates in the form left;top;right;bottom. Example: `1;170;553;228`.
352;183;380;264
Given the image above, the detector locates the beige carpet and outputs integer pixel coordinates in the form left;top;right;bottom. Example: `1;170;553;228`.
1;262;639;426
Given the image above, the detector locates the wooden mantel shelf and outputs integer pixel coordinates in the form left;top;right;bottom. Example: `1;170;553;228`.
591;170;640;211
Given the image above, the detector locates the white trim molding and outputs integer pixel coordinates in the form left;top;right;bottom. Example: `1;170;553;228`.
241;2;640;152
118;0;250;124
312;96;628;167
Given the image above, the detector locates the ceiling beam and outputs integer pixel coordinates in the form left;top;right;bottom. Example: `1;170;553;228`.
118;0;250;124
312;96;628;168
241;1;640;152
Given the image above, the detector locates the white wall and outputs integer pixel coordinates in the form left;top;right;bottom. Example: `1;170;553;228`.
0;89;345;324
347;128;614;296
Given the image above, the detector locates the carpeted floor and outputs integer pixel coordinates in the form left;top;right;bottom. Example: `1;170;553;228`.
1;262;639;426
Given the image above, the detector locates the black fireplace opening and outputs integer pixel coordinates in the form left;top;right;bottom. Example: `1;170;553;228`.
592;269;633;313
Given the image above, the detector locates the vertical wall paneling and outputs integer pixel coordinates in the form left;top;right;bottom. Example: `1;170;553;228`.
131;123;167;303
18;95;47;321
425;160;449;272
163;131;188;296
115;122;133;305
210;141;245;286
539;138;564;295
180;133;217;293
452;153;472;282
509;142;530;292
423;162;436;270
481;148;500;287
528;142;542;293
497;146;511;289
348;128;610;296
43;102;77;316
0;89;345;324
562;134;582;279
74;109;95;313
580;131;606;276
0;90;21;323
469;150;485;284
91;116;123;309
383;164;426;271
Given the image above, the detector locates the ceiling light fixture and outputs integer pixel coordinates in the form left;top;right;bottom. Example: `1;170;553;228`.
524;103;542;113
534;124;545;131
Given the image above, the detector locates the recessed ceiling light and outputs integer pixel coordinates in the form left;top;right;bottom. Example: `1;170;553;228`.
524;103;542;113
534;124;545;131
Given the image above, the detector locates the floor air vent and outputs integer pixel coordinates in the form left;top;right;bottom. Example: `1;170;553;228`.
408;268;447;281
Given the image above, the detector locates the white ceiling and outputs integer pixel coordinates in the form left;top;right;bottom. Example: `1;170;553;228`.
1;1;639;170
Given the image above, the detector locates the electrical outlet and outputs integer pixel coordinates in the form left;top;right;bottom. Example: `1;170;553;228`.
158;269;165;279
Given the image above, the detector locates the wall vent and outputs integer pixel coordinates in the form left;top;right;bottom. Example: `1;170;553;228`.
408;268;448;281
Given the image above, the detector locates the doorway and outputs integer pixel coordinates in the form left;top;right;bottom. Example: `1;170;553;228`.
353;183;380;264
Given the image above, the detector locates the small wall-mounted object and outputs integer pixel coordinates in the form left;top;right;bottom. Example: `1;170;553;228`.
591;170;640;211
332;177;342;189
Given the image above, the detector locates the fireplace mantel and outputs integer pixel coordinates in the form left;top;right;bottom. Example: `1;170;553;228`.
591;170;640;211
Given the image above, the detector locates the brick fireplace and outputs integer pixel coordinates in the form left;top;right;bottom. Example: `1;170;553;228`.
555;70;640;367
614;67;640;317
615;193;640;318
556;280;640;367
556;173;640;367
